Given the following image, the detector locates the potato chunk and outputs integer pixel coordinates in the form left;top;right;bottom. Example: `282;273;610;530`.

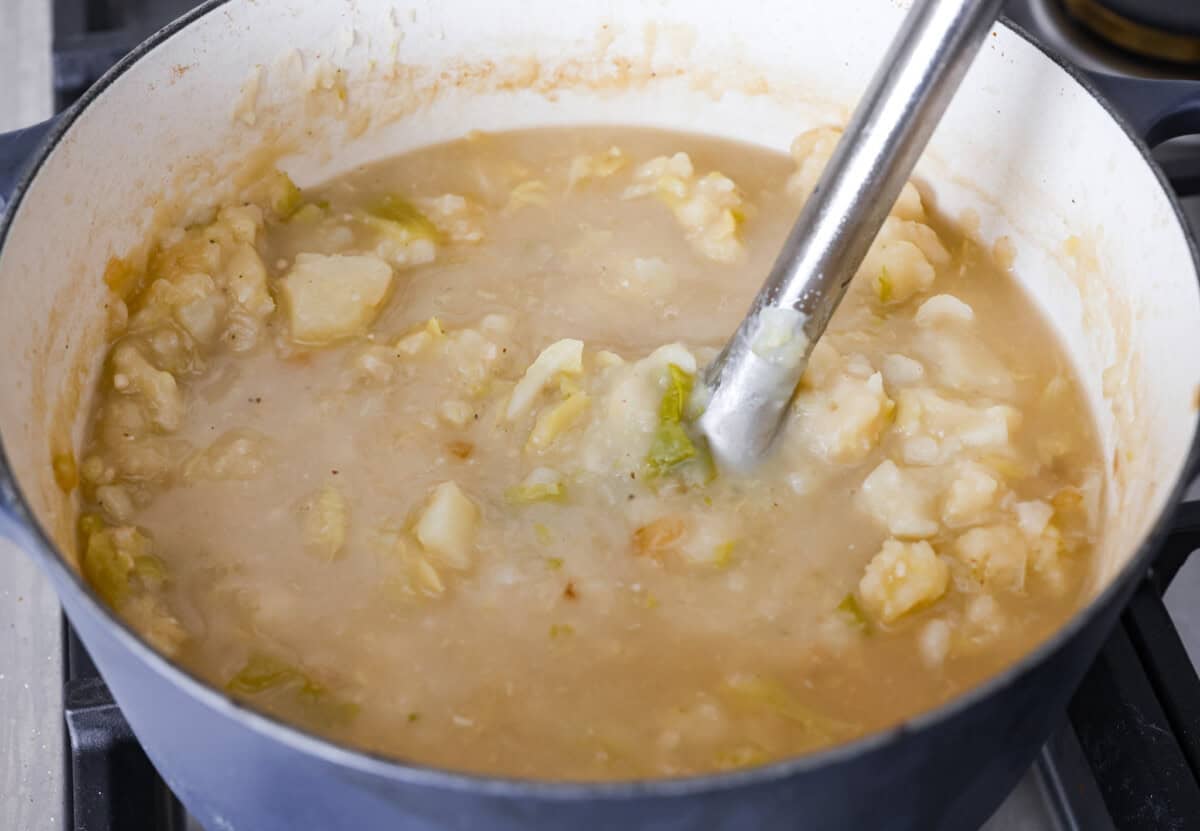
954;525;1028;591
882;353;925;387
792;368;891;464
528;390;590;450
941;462;1001;528
919;619;953;668
415;481;479;570
624;153;746;263
1015;500;1068;591
280;253;394;345
859;239;935;305
444;328;505;396
580;343;698;476
506;339;584;419
880;218;951;266
914;329;1015;399
1015;499;1054;538
853;216;952;306
217;203;264;243
361;196;440;267
567;146;627;189
225;243;275;321
110;343;183;432
787;127;841;202
893;388;1020;465
859;539;949;623
915;294;974;327
302;484;348;561
415;194;486;243
858;460;939;539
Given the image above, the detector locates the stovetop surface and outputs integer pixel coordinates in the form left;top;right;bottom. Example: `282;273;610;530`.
3;1;1200;829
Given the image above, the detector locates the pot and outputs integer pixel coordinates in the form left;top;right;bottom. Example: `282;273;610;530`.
2;1;1200;828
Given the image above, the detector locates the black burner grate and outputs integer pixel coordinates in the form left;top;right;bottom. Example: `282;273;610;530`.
53;0;208;109
63;629;186;831
1066;503;1200;828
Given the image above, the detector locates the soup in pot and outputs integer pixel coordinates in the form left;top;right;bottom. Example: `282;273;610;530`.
72;126;1103;780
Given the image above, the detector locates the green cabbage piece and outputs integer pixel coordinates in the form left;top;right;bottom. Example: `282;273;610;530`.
226;653;307;695
505;481;566;504
722;673;853;741
226;652;359;727
658;363;693;422
289;202;325;224
364;195;440;242
836;593;872;633
646;421;697;473
877;266;893;303
645;364;716;481
79;516;165;607
270;172;304;220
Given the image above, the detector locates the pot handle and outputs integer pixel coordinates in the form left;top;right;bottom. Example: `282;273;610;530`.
1086;72;1200;196
0;118;56;217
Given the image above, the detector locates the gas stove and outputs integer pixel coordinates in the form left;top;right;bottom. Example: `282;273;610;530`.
2;1;1200;829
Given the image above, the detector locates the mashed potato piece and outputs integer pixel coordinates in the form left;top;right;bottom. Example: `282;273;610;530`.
281;253;394;345
859;539;950;624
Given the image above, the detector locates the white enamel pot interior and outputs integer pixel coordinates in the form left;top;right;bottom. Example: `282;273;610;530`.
1;0;1199;819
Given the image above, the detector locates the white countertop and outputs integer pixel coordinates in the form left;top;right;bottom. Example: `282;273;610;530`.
0;0;53;132
0;3;62;830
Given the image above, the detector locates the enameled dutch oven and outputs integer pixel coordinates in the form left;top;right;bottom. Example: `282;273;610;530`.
2;1;1200;828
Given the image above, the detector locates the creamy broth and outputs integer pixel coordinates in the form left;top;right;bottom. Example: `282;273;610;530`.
76;127;1102;780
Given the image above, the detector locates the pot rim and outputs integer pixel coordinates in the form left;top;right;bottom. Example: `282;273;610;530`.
1;0;1198;800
